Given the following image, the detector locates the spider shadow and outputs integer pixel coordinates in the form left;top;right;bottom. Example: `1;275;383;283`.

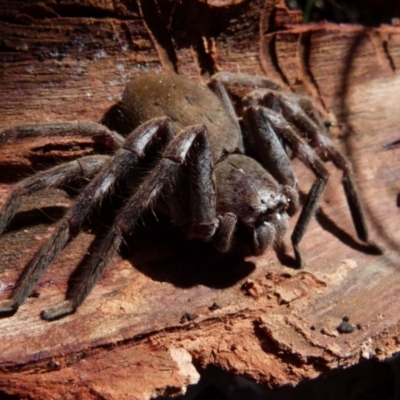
299;191;381;255
62;209;256;296
315;207;381;255
275;250;297;269
119;218;256;290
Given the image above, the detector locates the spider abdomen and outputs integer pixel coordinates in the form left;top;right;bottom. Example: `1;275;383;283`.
121;74;241;161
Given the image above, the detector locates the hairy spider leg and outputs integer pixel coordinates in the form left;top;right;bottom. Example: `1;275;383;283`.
245;106;330;269
41;124;225;320
0;156;108;235
258;89;382;255
0;117;175;316
243;105;297;189
0;121;125;151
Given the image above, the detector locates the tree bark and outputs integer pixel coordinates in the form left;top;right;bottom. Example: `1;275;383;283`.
0;0;400;399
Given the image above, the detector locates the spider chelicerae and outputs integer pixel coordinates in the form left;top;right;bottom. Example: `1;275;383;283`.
0;72;381;320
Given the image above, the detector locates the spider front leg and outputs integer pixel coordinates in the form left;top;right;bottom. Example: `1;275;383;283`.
254;90;382;254
42;124;225;320
245;106;330;269
0;117;175;316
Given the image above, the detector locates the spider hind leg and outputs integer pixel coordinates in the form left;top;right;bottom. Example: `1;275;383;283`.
0;117;175;316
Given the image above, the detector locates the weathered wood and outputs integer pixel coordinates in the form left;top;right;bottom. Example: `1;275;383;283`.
0;0;400;398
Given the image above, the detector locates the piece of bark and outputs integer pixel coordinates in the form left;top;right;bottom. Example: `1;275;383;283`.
0;0;400;399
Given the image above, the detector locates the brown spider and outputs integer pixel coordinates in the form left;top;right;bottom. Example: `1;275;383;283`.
0;72;381;320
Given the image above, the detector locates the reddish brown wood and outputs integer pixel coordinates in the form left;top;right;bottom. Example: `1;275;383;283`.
0;0;400;398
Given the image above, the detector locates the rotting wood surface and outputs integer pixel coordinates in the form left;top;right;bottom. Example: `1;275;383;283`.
0;0;400;399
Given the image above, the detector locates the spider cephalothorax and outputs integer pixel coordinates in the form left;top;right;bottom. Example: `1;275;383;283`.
0;72;381;320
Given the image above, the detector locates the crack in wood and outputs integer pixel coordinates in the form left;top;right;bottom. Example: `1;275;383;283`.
137;0;178;73
381;35;396;72
191;36;218;79
260;34;291;87
298;33;327;109
368;31;396;73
